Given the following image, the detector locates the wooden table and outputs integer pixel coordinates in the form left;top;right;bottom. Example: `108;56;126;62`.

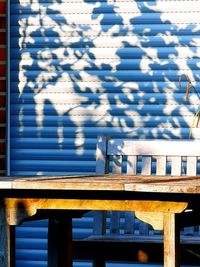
0;174;200;267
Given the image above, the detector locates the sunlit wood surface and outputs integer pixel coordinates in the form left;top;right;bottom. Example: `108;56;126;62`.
0;175;200;193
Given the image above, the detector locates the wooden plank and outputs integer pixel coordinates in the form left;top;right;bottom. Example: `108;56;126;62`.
0;200;10;267
108;139;200;156
186;156;197;176
171;157;182;176
163;213;180;267
125;179;200;194
127;155;137;174
141;156;152;175
96;135;109;174
1;175;200;193
180;165;195;236
156;156;167;175
4;198;188;225
11;177;126;191
112;155;122;174
0;179;12;188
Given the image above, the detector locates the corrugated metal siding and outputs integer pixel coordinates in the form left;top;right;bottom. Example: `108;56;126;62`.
16;213;94;267
9;0;200;175
0;0;6;176
9;0;200;266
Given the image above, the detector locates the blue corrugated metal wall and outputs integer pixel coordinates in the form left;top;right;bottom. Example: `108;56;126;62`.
9;0;200;266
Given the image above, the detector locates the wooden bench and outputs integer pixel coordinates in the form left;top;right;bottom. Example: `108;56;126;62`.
75;136;200;265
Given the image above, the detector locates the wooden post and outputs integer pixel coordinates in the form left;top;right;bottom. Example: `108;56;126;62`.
163;213;180;267
48;215;73;267
0;200;12;267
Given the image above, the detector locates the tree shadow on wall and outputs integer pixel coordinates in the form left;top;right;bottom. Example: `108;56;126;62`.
10;0;200;175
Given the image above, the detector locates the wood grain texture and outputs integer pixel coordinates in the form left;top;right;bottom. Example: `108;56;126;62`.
135;211;163;230
186;157;197;176
0;200;10;267
141;156;152;175
171;157;182;176
156;156;167;175
127;155;137;174
1;175;200;193
4;198;188;225
164;213;180;267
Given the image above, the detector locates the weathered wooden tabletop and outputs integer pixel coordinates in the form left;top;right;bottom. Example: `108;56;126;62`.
0;175;199;267
0;174;200;194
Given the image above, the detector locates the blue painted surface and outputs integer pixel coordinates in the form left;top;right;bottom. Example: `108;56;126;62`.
9;0;200;265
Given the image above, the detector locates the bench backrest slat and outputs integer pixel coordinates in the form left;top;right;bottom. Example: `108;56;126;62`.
127;155;137;175
124;212;135;234
171;156;182;176
96;135;109;175
156;156;167;175
112;155;122;174
141;156;152;175
187;156;197;176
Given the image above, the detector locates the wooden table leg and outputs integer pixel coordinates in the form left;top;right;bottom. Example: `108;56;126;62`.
48;215;73;267
0;201;16;267
163;213;180;267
